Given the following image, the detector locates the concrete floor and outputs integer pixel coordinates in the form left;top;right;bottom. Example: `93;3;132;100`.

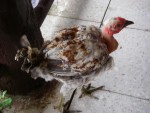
40;0;150;113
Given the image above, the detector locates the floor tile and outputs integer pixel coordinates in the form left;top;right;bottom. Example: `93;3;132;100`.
104;0;150;30
43;91;150;113
48;0;110;22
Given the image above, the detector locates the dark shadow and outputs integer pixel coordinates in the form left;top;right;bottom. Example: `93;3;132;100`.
0;0;55;95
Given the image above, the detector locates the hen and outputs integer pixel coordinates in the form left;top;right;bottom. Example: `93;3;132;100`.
15;17;133;112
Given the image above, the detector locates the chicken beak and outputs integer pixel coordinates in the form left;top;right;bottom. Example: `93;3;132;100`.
124;20;134;27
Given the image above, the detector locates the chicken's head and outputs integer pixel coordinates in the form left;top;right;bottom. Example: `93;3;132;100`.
102;17;134;36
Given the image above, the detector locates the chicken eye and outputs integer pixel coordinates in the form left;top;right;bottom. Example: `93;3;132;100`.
113;18;117;20
116;24;121;27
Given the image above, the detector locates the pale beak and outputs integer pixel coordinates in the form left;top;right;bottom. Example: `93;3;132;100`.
124;20;134;27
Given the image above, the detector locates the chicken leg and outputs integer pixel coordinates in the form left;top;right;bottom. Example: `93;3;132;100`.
55;89;81;113
79;83;104;99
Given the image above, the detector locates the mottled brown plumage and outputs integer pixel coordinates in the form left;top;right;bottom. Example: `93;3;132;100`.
25;25;113;86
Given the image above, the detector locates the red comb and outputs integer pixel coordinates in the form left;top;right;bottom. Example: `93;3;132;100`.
117;17;125;21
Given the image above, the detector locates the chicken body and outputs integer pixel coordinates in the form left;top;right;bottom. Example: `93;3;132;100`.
29;25;113;95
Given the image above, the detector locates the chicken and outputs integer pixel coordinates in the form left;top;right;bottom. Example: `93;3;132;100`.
15;17;133;112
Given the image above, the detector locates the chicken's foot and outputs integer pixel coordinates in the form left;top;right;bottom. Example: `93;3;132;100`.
79;83;104;99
